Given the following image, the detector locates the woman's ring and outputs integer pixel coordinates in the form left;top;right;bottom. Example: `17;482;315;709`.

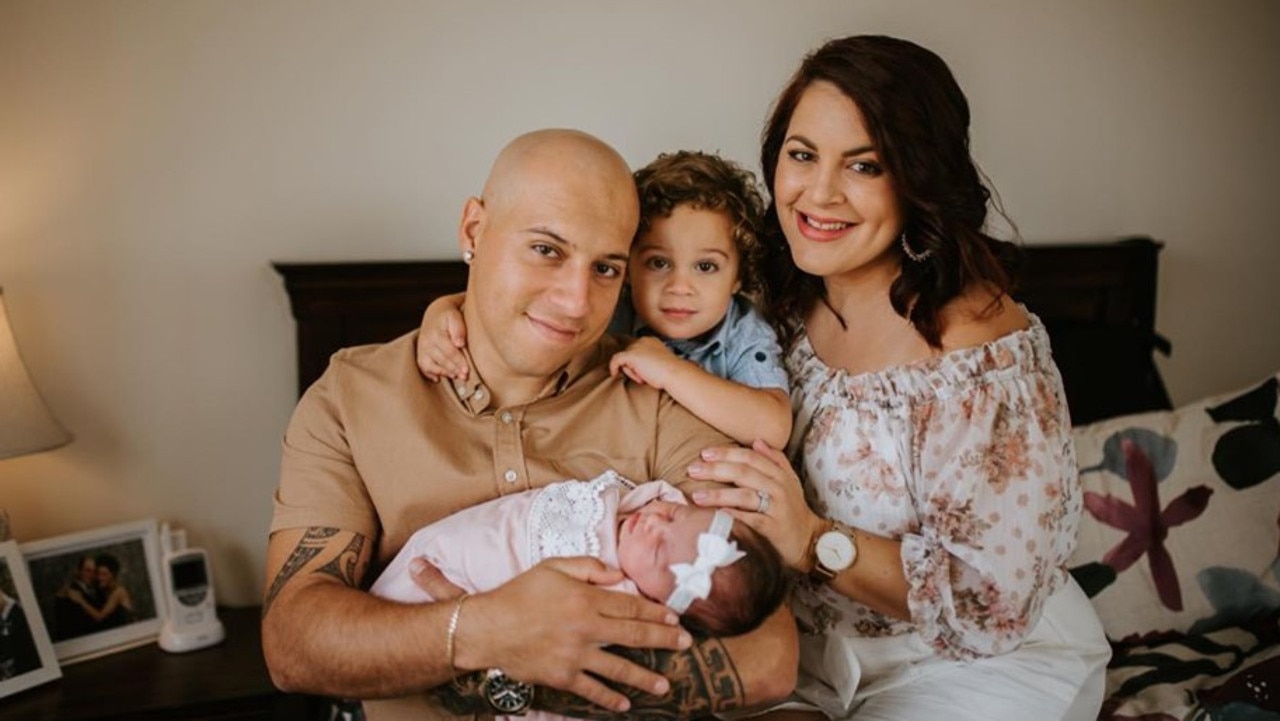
756;490;772;514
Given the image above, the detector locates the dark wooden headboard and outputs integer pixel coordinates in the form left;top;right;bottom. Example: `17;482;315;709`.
273;236;1171;426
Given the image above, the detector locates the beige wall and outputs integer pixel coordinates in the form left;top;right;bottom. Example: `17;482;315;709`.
1;0;1277;606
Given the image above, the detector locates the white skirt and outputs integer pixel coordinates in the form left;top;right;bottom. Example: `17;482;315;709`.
788;578;1111;721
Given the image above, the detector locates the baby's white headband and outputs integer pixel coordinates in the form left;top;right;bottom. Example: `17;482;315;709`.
665;510;746;614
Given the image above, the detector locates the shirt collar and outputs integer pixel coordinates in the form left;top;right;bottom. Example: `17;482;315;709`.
448;338;612;415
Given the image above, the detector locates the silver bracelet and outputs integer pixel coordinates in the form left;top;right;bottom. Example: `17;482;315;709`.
446;592;471;677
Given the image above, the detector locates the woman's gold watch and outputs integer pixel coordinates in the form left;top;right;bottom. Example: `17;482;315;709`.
808;520;858;584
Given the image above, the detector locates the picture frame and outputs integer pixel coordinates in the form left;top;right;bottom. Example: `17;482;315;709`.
0;540;61;699
20;519;165;664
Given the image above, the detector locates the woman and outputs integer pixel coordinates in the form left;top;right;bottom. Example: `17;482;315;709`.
687;36;1110;720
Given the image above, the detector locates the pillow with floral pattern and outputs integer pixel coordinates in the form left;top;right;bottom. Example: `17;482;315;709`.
1068;372;1280;641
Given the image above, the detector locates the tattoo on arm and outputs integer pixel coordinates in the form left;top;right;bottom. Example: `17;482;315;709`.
431;674;488;716
430;639;745;721
315;533;364;587
263;527;365;616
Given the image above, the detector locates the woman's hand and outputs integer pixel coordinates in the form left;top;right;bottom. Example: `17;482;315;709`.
416;292;469;382
687;439;823;571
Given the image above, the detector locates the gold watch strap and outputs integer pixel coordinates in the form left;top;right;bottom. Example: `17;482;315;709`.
808;520;856;584
806;519;836;584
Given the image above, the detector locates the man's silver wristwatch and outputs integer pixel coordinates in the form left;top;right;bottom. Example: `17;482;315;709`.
809;519;858;584
481;668;534;715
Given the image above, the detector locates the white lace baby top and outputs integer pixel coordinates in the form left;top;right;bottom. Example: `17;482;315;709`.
527;470;634;563
788;312;1081;659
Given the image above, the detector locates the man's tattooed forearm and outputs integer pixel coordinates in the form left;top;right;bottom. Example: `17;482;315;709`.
530;639;745;721
691;638;744;712
431;672;488;715
263;527;361;616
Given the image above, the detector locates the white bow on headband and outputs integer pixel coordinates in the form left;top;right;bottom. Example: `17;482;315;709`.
665;510;746;614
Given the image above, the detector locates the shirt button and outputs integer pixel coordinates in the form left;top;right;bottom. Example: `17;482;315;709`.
504;469;518;483
500;411;514;424
473;388;486;401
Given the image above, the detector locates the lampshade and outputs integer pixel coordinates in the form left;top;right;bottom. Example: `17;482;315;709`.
0;288;72;459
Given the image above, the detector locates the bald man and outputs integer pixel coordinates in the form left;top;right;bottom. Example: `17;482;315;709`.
263;130;798;721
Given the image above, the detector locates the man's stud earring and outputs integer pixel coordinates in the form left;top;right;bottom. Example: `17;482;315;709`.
463;250;475;264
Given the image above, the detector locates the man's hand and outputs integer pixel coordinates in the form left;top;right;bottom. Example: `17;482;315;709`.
407;556;466;600
608;337;687;391
415;556;690;713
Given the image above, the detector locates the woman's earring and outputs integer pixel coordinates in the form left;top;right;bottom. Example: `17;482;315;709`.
462;250;475;264
900;233;933;263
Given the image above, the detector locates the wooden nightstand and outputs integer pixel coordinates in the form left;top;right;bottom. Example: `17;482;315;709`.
0;606;318;720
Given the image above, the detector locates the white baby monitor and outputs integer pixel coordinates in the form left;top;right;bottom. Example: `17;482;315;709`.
158;524;225;653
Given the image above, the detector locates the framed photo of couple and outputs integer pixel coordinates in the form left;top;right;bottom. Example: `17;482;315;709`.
0;540;60;700
19;519;165;665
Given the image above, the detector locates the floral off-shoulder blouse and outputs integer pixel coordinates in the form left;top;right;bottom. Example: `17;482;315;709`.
787;312;1081;660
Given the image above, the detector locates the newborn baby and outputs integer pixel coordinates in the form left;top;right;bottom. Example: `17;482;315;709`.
370;470;785;637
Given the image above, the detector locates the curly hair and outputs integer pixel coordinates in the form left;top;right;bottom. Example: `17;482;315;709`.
633;150;768;294
757;35;1020;350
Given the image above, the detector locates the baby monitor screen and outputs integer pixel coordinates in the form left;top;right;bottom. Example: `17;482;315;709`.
172;556;208;590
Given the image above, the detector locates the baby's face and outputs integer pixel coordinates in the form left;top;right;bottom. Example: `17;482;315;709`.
617;500;721;603
629;205;741;340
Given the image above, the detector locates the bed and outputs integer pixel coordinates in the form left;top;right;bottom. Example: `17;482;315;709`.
274;236;1280;720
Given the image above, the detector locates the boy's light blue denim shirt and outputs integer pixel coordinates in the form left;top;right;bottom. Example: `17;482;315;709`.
631;295;789;391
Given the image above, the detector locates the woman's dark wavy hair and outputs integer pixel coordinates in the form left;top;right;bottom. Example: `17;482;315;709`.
758;35;1021;350
94;553;121;576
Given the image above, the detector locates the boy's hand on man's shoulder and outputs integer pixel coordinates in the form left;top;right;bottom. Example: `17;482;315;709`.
416;292;469;382
609;337;686;390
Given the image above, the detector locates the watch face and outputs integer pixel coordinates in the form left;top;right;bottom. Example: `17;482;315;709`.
484;669;534;715
816;530;856;571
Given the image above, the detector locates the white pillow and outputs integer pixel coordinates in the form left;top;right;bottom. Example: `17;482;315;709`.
1069;372;1280;640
